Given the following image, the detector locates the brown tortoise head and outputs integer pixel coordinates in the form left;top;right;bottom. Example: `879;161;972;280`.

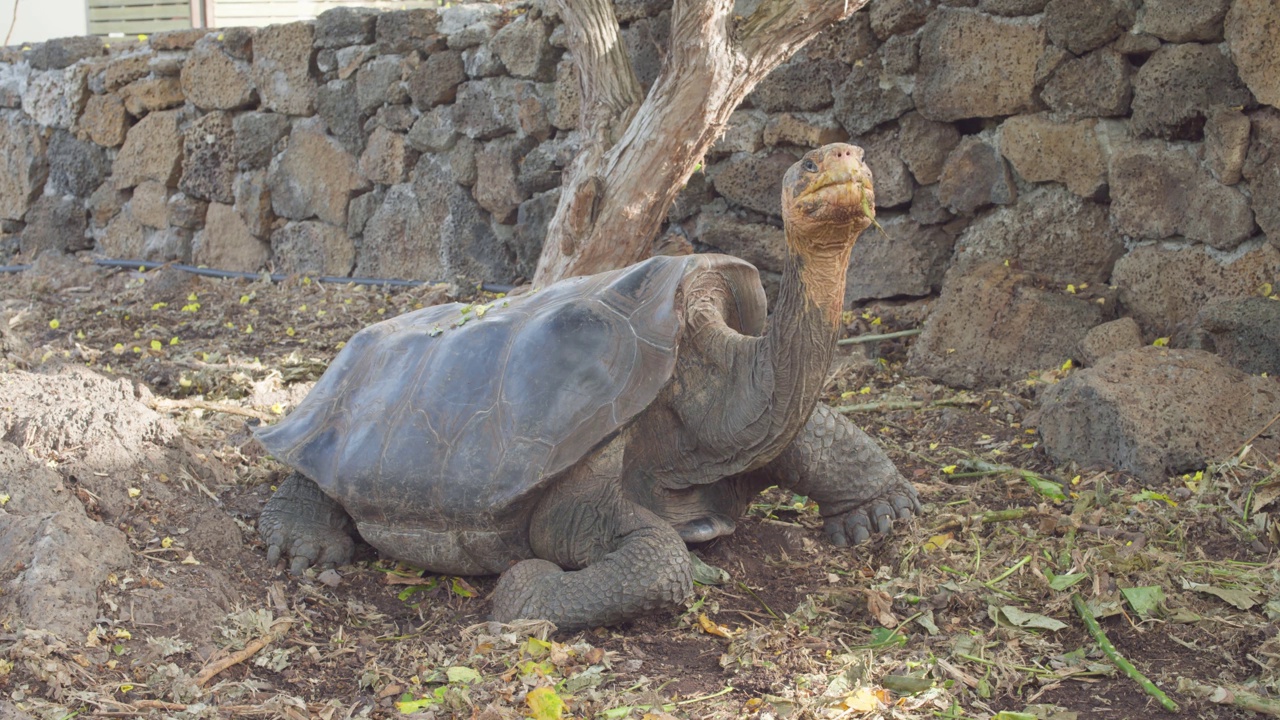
781;143;875;251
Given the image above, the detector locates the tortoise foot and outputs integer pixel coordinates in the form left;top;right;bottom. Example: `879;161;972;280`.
822;480;920;546
259;472;356;574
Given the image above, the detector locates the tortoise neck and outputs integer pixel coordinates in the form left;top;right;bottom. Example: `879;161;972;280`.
758;224;857;455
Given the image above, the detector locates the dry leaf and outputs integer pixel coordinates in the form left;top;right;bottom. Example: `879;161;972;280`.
697;613;737;639
865;590;899;627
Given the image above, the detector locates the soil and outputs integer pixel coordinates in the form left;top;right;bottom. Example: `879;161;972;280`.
1;256;1277;719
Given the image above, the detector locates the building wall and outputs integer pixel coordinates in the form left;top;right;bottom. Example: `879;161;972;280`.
0;0;88;45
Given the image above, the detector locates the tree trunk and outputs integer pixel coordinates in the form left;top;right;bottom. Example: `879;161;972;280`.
533;0;866;288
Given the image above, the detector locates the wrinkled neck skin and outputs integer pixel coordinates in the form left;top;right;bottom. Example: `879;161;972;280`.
753;221;858;463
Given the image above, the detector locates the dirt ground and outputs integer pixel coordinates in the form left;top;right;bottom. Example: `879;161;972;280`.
2;256;1279;719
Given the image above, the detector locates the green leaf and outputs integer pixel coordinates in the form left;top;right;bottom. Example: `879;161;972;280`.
869;626;907;647
1131;490;1177;506
1120;586;1165;617
449;577;476;597
992;713;1037;720
446;666;481;685
397;585;426;602
395;692;439;713
526;686;565;720
990;605;1067;631
1045;571;1088;592
1182;579;1259;610
522;636;553;658
1024;474;1067;502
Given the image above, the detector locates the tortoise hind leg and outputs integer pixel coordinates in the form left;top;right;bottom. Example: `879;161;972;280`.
491;442;693;630
259;471;356;573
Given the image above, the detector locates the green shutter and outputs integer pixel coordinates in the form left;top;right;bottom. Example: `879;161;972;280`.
87;0;193;36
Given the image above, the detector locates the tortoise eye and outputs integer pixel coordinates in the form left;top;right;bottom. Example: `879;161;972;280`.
802;159;819;173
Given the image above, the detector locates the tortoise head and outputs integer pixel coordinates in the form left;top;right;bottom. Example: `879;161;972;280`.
780;143;875;251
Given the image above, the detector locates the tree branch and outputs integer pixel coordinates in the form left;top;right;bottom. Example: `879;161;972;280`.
740;0;866;68
554;0;643;136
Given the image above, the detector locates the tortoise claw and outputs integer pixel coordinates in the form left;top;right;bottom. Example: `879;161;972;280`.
822;484;920;547
259;473;355;574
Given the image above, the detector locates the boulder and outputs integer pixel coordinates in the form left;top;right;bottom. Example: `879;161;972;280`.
166;192;207;230
622;12;669;88
1243;109;1280;240
376;8;441;54
492;17;557;81
808;12;877;65
0;112;46;221
180;111;236;204
710;109;766;157
315;6;379;48
1041;48;1132;119
856;125;913;208
906;262;1110;388
118;76;185;116
316;78;365;154
880;34;919;76
180;35;256;111
21;66;89;129
897;112;959;185
909;184;954;225
129;180;169;228
355;55;405;114
77;93;128;147
346;187;385;238
979;0;1048;15
452;77;535;140
97;206;147;259
192;201;269;272
87;183;127;229
28;36;103;70
1186;297;1280;376
252;22;317;115
150;28;207;51
407;105;458;153
695;210;786;274
407;50;466;109
102;50;152;92
463;43;504;79
1109;141;1255;249
936;136;1016;214
473;134;537;223
1079;317;1143;366
267;117;368;227
711;151;796;217
763;113;848;151
1043;0;1135;54
234;170;274;239
750;58;842;113
833;56;915;135
1110;241;1280;336
357;180;447;281
551;59;579;130
270;220;355;277
953;185;1123;285
845;213;954;302
916;8;1046;122
1139;0;1229;43
513;187;557;279
1203;107;1251;186
869;0;934;39
999;114;1106;197
1226;0;1280;108
113;109;185;189
46;130;108;198
1130;43;1253;140
359;126;414;185
20;195;88;255
0;62;27;108
233;111;290;170
1036;347;1280;480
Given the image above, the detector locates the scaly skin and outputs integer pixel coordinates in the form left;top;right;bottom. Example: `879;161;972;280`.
259;472;355;574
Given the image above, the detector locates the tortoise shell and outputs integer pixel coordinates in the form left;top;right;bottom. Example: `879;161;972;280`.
255;254;765;527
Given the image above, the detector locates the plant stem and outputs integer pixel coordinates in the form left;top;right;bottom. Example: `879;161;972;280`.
1071;593;1179;713
837;328;922;345
833;397;979;414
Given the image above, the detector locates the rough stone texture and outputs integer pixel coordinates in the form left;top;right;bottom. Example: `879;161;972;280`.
492;17;556;81
130;181;170;228
408;50;466;110
1140;0;1229;43
103;51;152;92
1110;241;1280;336
833;56;915;135
473;135;537;224
622;12;669;88
906;262;1110;388
1243;109;1280;240
271;220;355;277
377;8;441;54
253;22;317;116
88;183;127;229
1079;317;1143;366
909;184;954;225
1000;114;1107;198
120;77;185;117
695;209;786;274
954;186;1123;285
166;192;207;230
846;214;954;301
1044;0;1135;55
355;55;404;114
20;195;88;255
77;93;128;147
407;105;458;153
897;112;959;185
233;111;290;170
712;152;796;217
193;201;269;271
315;6;379;48
233;170;274;239
47;130;108;198
880;34;919;76
267;118;368;227
0;63;27;109
916;8;1046;122
1186;297;1280;376
114;109;185;189
181;35;256;111
979;0;1048;15
858;126;913;208
1041;49;1132;119
1131;44;1253;140
710;110;766;157
1036;347;1280;480
936;137;1016;214
450;136;479;186
551;59;579;130
1203;107;1251;186
359;126;414;185
514;187;557;279
316;78;365;153
762;113;848;150
346;187;385;237
22;66;89;130
749;59;842;113
463;43;504;78
1226;0;1280;108
29;36;103;70
1109;141;1256;249
809;12;877;65
98;206;147;258
358;180;447;281
180;111;236;204
0;113;47;222
515;139;561;195
870;0;936;39
452;77;532;140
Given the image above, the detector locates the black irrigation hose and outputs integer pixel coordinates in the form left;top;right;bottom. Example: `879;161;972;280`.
0;258;516;294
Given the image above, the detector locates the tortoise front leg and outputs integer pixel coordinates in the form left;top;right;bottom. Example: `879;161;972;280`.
743;403;920;545
491;442;693;630
259;471;356;573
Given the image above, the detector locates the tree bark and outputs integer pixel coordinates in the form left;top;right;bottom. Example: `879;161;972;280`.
533;0;866;288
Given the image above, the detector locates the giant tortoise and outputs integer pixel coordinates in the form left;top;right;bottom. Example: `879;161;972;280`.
256;143;920;629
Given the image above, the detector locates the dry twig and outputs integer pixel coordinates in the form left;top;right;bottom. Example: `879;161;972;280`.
150;397;276;422
193;618;293;687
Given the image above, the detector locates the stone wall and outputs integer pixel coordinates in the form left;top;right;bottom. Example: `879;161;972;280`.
1;0;1278;386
